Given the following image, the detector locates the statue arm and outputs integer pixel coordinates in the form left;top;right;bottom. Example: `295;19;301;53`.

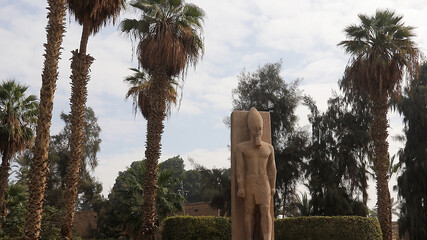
236;145;245;198
268;145;276;196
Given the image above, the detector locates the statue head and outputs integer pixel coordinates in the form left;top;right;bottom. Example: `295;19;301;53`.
248;107;263;147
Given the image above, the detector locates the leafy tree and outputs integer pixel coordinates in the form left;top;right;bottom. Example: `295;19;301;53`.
338;10;421;240
231;61;307;216
15;108;102;239
18;108;103;212
0;183;28;238
0;80;38;228
121;0;205;237
287;192;312;217
100;157;185;239
0;183;79;240
25;0;67;238
62;0;123;238
397;64;427;240
304;95;371;217
182;169;203;203
195;165;231;216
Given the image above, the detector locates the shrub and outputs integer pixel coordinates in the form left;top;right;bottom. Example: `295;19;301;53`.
162;216;231;240
275;216;382;240
162;216;381;240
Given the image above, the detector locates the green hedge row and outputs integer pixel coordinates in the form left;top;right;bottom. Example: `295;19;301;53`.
162;216;382;240
275;216;382;240
162;216;231;240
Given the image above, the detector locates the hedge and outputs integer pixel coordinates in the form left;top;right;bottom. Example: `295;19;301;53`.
275;216;382;240
162;216;231;240
162;216;382;240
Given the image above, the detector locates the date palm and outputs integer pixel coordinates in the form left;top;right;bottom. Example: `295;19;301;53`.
338;10;421;240
0;80;37;229
24;1;66;238
124;68;178;119
61;0;123;239
121;0;204;238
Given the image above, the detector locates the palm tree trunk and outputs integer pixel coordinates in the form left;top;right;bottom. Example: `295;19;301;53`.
139;70;169;240
0;149;11;229
24;0;66;239
60;50;93;240
371;93;392;240
79;17;91;55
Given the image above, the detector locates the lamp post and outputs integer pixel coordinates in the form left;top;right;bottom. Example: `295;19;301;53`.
178;180;188;215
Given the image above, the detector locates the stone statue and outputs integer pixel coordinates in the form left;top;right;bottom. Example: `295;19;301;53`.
231;107;276;240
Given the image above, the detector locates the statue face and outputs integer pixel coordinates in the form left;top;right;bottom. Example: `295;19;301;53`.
250;123;263;138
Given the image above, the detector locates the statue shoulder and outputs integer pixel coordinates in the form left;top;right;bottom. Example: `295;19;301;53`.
260;141;273;147
264;142;274;151
236;141;250;151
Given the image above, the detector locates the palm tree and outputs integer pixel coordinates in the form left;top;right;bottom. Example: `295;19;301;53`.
61;0;123;239
121;0;204;238
338;10;421;240
0;80;37;229
124;68;179;119
24;0;66;239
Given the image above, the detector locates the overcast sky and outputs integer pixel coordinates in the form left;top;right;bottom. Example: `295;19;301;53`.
2;0;425;211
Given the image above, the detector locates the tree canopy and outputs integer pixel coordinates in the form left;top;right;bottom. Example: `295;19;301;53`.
397;64;427;240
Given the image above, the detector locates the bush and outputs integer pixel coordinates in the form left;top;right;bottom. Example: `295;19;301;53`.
162;216;231;240
162;216;381;240
275;216;382;240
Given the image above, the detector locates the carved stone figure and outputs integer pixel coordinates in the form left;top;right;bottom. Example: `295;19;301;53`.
231;107;276;240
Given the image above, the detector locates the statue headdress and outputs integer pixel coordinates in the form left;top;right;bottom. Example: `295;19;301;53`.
247;107;263;129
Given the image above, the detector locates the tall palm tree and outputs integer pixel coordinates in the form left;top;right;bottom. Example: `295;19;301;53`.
24;1;67;238
121;0;204;238
338;10;421;240
61;0;123;239
0;80;38;229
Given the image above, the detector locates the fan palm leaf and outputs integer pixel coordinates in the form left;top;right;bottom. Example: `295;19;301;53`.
0;80;37;230
124;68;178;119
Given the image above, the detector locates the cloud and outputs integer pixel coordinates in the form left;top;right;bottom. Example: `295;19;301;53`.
94;146;146;196
169;147;231;170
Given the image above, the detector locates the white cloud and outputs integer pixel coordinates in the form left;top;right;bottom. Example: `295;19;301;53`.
174;147;231;170
94;146;146;196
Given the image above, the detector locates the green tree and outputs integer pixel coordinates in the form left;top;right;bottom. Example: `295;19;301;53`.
338;10;421;240
287;192;312;217
24;0;67;238
62;0;123;238
182;169;203;203
304;95;371;217
17;108;103;212
121;0;205;237
16;108;102;239
194;164;231;216
101;158;185;239
0;183;28;238
231;61;307;216
397;64;427;240
0;80;38;228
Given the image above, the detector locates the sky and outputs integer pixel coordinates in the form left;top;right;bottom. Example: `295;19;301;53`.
1;0;426;212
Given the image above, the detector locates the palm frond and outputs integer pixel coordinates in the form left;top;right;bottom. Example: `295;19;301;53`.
67;0;123;33
338;9;422;100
